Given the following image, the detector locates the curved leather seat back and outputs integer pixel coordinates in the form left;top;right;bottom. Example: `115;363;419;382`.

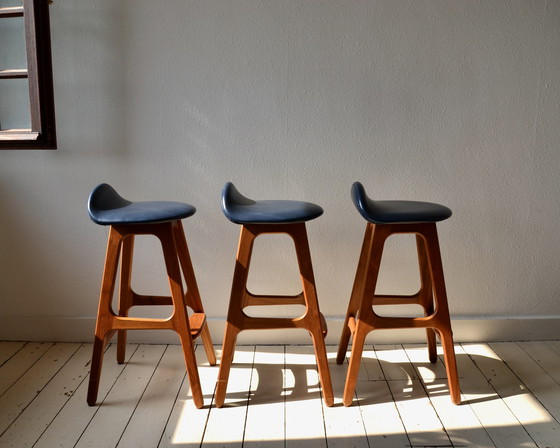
351;182;452;224
221;182;323;224
88;183;196;225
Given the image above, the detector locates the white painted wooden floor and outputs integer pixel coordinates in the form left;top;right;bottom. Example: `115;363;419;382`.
0;341;559;448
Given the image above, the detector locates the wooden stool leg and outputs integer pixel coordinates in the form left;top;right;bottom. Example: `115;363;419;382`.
215;226;254;408
174;221;217;366
343;317;372;407
159;223;204;409
292;223;333;407
309;329;333;406
200;326;216;366
424;224;461;404
117;235;134;364
343;224;387;407
438;328;461;404
416;235;437;363
87;330;115;406
87;226;121;406
214;323;240;408
337;222;374;364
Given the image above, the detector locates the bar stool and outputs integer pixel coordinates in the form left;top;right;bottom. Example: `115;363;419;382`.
337;182;460;406
215;182;334;407
86;184;216;409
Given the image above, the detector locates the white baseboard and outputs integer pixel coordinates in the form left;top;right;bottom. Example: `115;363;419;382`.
1;316;559;344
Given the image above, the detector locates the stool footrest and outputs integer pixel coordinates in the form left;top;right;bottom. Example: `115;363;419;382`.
189;312;206;339
373;293;422;306
133;293;173;306
244;292;305;307
235;312;328;338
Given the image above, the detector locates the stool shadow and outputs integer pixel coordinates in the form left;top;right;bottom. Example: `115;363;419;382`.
214;352;520;408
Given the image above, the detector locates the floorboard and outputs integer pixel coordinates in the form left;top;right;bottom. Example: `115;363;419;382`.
0;343;80;436
285;345;326;448
33;344;137;448
456;344;537;448
0;343;90;448
75;344;166;448
463;343;560;448
0;341;558;448
404;344;495;448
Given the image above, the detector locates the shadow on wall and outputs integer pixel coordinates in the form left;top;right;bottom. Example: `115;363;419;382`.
0;178;102;322
50;0;128;160
0;181;59;318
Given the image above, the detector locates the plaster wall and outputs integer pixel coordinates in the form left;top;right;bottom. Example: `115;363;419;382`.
1;0;559;343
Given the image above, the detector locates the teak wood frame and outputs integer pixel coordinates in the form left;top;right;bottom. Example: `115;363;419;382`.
87;220;216;409
337;221;461;406
215;222;334;408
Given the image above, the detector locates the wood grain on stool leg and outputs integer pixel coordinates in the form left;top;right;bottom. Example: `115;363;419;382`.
87;331;114;406
310;329;333;406
337;222;374;365
215;225;254;408
87;226;122;406
159;222;204;409
343;319;370;407
423;224;461;404
200;326;216;366
215;323;239;408
117;235;134;364
292;223;333;406
342;225;386;406
174;221;217;366
416;235;438;363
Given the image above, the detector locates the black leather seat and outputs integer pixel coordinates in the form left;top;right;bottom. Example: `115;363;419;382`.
88;183;195;225
351;182;452;224
221;182;323;224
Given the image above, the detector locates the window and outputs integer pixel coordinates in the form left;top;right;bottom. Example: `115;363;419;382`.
0;0;56;149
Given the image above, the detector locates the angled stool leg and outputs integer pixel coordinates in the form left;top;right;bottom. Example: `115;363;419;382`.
215;226;254;408
214;322;240;408
438;327;461;404
292;223;334;407
416;235;438;363
343;224;386;407
174;221;217;366
423;224;461;404
159;223;204;409
337;222;374;364
117;235;134;364
343;312;373;407
87;226;121;406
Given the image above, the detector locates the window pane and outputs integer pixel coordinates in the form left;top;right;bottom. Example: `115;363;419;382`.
0;0;30;130
0;78;31;130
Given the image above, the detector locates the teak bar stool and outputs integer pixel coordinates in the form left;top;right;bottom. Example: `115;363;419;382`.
215;182;334;408
337;182;460;406
86;184;216;409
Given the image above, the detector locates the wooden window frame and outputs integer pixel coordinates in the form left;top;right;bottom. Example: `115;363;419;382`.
0;0;56;149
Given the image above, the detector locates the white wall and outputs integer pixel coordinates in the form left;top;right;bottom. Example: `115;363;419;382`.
1;0;559;343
